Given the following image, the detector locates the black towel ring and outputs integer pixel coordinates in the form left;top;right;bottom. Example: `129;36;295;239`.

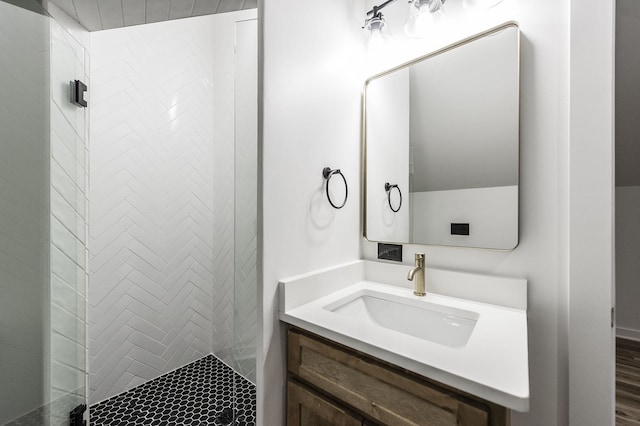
385;182;402;212
323;167;348;209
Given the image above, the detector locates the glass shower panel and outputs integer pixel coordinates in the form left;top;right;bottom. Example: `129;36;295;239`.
0;1;51;424
49;14;90;425
0;1;89;424
233;18;258;384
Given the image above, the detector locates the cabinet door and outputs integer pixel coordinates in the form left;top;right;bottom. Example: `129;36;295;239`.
288;328;494;426
288;380;363;426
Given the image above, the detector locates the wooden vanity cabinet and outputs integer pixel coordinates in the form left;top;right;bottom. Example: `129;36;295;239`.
286;326;509;426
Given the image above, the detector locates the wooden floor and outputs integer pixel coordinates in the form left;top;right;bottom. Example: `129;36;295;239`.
617;338;640;425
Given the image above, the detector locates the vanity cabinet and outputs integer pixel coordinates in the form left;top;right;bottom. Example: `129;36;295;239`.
287;326;508;426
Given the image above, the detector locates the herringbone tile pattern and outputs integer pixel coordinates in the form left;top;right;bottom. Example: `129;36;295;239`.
89;17;218;404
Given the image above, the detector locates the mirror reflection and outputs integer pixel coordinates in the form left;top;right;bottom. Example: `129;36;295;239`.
364;24;520;249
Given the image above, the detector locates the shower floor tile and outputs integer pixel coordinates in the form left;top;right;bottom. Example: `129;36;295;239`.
90;355;256;426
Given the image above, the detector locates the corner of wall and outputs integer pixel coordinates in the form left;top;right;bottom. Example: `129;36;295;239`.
47;2;90;51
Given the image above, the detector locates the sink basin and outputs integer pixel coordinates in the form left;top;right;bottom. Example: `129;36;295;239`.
324;290;479;348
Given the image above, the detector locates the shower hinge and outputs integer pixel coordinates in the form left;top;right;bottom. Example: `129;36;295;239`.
70;403;86;426
70;80;88;108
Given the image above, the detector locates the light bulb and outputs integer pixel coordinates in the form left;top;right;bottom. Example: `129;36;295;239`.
404;0;445;38
409;0;445;15
366;12;391;46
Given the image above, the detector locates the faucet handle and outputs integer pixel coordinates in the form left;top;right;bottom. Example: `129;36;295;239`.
415;253;425;266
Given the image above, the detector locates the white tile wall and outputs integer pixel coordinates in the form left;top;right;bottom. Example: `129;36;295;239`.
90;9;258;404
89;15;217;404
0;3;50;423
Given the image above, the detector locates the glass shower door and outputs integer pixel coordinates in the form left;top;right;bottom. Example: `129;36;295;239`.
48;11;90;426
231;16;258;425
0;1;51;424
233;18;258;385
0;1;89;424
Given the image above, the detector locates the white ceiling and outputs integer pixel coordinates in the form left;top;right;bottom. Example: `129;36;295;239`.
49;0;257;31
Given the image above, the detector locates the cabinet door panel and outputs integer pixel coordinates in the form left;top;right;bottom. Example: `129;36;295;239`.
288;329;491;426
288;380;363;426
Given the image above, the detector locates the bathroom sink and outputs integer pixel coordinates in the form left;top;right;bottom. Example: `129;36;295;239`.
279;262;529;411
324;290;479;348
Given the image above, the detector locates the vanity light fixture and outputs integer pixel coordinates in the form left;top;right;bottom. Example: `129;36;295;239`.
363;1;393;39
364;0;447;39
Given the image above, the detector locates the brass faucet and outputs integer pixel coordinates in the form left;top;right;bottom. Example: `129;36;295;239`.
407;253;426;296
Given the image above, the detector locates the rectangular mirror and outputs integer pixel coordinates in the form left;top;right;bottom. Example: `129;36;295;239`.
363;23;520;250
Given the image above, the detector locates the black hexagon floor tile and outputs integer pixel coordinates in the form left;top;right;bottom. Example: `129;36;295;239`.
90;355;256;425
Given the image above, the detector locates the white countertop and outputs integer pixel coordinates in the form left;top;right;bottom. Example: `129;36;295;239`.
278;260;530;412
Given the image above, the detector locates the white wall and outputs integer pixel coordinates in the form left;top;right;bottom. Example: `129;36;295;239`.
568;0;615;423
616;186;640;340
260;0;365;423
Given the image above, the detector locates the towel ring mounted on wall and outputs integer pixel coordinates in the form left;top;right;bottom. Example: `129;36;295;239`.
385;182;402;212
323;167;348;209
